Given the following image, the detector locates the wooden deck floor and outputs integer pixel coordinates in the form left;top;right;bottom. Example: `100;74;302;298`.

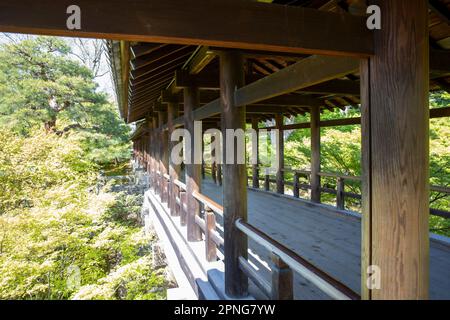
200;179;450;300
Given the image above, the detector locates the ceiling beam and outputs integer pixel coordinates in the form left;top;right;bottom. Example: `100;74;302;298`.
235;55;360;106
0;0;373;57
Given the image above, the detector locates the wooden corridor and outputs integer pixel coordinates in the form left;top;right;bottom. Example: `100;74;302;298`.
199;179;450;300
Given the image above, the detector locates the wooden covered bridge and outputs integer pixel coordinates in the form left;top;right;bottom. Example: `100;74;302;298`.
1;0;450;300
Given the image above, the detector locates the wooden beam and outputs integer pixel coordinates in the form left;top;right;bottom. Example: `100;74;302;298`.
360;0;429;300
131;47;194;80
131;44;191;70
130;43;165;59
220;50;248;298
183;46;216;74
235;55;359;106
430;49;450;75
299;79;360;96
310;106;321;203
266;107;450;130
0;0;373;57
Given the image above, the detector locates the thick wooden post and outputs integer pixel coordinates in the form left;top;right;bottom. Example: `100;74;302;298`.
205;206;217;262
336;177;345;210
168;102;180;215
152;116;159;192
270;253;293;300
275;114;284;194
251;116;260;189
360;0;429;300
159;111;169;203
310;107;321;203
293;172;300;198
220;50;248;298
184;86;202;242
201;135;206;180
211;134;217;184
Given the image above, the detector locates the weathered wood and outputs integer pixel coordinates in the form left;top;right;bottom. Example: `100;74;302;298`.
205;207;217;262
275;114;284;194
293;172;300;198
235;55;359;107
336;177;345;210
179;191;187;226
360;0;429;300
211;134;217;184
200;180;450;300
184;86;202;241
310;107;321;203
201;136;206;180
220;50;248;298
0;1;373;56
251;117;260;189
270;253;293;300
168;102;180;216
159;111;169;203
264;174;270;191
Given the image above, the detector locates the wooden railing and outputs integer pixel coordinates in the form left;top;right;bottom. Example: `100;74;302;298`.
247;166;450;219
192;191;224;262
148;163;448;300
150;167;360;300
235;219;359;300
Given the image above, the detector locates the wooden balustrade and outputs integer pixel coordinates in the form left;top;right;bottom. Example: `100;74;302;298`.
191;190;224;262
235;218;359;300
147;162;449;300
246;166;450;218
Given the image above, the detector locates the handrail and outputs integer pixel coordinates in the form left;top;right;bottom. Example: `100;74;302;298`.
431;185;450;194
318;172;361;182
235;218;360;300
192;191;224;216
173;179;187;191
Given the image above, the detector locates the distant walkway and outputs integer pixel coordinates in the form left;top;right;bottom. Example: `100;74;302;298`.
201;179;450;300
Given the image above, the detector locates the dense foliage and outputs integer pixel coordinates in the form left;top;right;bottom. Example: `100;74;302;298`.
0;37;170;300
0;36;131;165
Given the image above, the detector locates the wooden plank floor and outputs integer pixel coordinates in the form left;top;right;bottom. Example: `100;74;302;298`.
200;179;450;300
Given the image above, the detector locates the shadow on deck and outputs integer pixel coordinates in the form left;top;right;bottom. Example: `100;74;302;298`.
146;178;450;300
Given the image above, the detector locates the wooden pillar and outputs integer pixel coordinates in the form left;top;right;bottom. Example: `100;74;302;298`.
215;121;223;186
360;0;429;300
201;135;206;180
251;116;259;189
168;102;180;215
275;114;284;194
220;50;248;298
184;86;202;242
270;253;293;300
152;116;159;192
211;134;217;184
310;107;321;203
159;111;169;202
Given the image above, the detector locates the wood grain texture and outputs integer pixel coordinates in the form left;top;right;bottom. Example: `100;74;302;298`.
310;107;321;203
0;0;372;57
168;102;180;216
363;0;430;300
220;51;248;298
184;86;202;242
